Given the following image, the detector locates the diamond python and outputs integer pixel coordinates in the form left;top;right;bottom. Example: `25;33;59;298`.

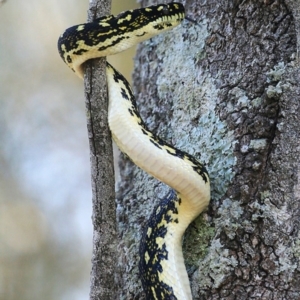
58;2;210;299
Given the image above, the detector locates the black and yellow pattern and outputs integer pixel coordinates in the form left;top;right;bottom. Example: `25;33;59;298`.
139;190;182;299
58;3;210;300
58;3;185;77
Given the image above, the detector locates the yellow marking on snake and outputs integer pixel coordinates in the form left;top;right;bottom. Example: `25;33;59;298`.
118;14;132;24
76;25;85;31
145;251;150;264
57;3;210;300
147;227;152;238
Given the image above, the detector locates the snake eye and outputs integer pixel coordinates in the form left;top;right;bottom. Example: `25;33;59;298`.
161;5;169;15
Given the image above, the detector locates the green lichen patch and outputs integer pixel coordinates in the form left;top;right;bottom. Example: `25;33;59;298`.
183;214;215;272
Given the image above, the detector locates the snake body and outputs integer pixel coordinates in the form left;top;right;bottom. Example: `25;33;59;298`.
58;3;210;299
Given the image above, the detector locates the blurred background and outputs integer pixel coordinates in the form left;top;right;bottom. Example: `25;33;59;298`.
0;1;138;299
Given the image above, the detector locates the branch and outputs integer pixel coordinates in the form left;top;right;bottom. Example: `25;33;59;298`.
84;1;116;299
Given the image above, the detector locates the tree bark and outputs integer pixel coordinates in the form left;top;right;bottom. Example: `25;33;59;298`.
84;1;116;300
115;0;300;299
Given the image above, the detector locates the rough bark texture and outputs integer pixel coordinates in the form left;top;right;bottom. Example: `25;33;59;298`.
114;0;300;299
84;1;116;300
286;0;300;54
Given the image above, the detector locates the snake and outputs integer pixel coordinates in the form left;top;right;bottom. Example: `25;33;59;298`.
57;2;210;299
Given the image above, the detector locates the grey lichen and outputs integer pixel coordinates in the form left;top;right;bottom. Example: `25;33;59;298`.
252;191;291;225
250;192;298;280
266;62;286;97
215;199;244;240
191;196;256;292
293;237;300;258
249;138;268;152
266;83;283;98
193;238;238;290
267;61;286;82
226;87;251;113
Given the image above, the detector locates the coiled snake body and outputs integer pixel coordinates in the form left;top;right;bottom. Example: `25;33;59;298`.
58;3;210;299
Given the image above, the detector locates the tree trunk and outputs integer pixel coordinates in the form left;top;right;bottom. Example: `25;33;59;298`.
115;0;300;299
85;1;117;300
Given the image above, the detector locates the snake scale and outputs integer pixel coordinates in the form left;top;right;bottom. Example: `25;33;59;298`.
58;2;210;299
